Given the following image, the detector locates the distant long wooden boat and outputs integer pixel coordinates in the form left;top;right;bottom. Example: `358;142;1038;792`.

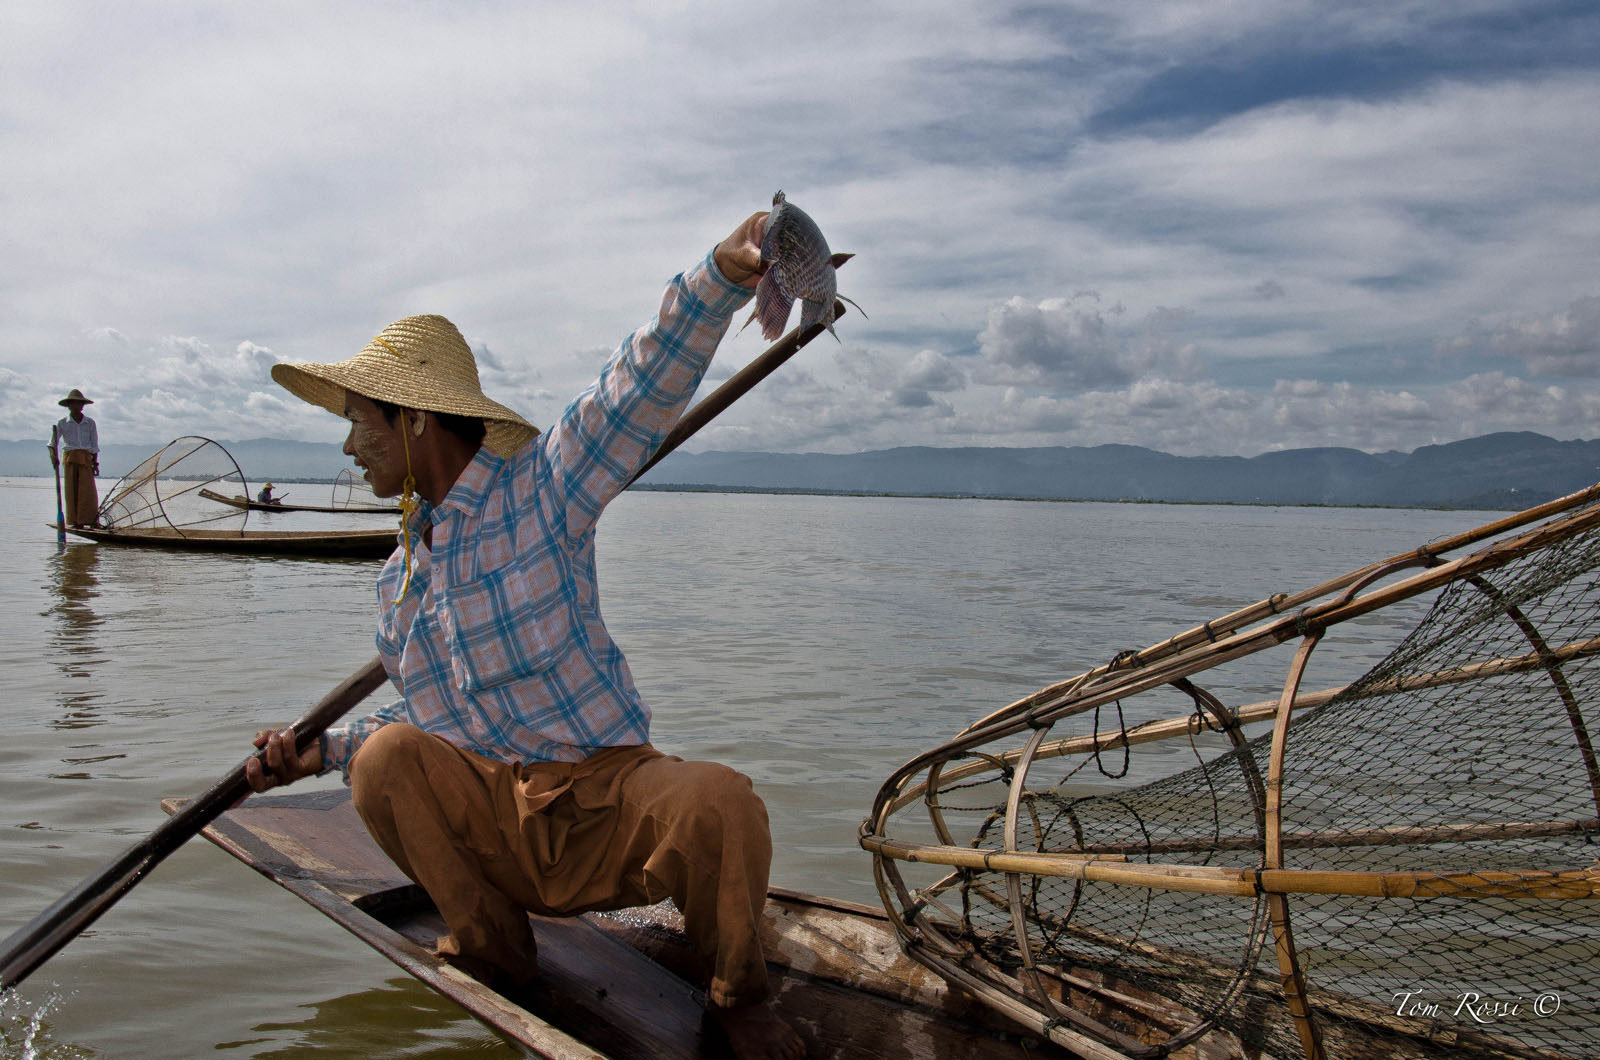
63;525;397;559
198;487;398;515
169;788;1257;1059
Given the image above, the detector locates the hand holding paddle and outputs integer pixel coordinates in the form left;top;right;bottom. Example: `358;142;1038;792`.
246;726;324;791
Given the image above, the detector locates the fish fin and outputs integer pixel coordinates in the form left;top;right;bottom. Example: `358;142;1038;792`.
754;268;794;341
829;252;854;268
737;306;760;335
799;296;841;341
836;293;868;320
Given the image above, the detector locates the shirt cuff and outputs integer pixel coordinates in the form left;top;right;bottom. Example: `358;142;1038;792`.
696;247;757;318
318;730;352;781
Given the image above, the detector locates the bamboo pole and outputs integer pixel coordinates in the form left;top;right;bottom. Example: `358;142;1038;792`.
1046;816;1600;857
858;834;1600;901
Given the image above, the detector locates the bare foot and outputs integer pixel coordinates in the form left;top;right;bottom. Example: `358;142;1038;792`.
709;1000;806;1060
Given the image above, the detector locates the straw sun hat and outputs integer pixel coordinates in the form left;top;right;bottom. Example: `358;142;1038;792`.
59;388;93;407
271;314;538;458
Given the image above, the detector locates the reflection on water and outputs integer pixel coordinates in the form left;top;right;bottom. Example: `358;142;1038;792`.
236;979;517;1059
44;547;104;729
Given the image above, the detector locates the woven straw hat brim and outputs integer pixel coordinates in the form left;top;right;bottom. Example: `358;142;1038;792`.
59;389;92;406
272;354;538;459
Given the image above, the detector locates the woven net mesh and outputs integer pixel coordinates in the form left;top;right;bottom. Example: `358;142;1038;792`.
869;496;1600;1060
331;468;390;511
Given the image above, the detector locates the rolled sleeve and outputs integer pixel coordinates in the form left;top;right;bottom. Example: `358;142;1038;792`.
554;249;752;536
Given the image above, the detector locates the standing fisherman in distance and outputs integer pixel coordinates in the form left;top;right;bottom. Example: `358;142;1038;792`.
245;208;808;1060
49;389;101;528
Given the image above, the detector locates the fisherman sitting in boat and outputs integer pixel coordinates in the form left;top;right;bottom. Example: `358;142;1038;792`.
256;483;279;505
245;209;805;1060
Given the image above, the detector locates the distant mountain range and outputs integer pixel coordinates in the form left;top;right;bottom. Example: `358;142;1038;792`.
635;431;1599;509
5;431;1596;510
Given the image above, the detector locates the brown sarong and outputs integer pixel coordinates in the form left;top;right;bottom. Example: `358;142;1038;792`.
61;449;98;527
349;724;774;1008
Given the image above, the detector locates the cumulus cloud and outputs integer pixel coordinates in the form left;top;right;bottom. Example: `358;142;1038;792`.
974;294;1202;394
891;349;967;408
1490;295;1600;376
977;296;1122;390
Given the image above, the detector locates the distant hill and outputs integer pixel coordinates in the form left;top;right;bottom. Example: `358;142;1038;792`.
633;431;1600;510
4;431;1594;510
3;437;350;488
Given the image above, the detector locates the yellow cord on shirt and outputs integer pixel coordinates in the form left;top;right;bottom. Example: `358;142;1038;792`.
393;409;420;606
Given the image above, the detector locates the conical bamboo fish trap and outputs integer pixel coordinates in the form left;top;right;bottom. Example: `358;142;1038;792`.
862;485;1600;1060
99;436;249;534
331;467;386;510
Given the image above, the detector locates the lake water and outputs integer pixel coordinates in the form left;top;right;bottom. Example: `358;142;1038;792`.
0;475;1504;1058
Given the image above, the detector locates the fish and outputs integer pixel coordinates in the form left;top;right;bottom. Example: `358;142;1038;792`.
742;190;864;342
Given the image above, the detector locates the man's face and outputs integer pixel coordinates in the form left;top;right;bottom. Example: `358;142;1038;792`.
342;391;408;498
65;402;86;421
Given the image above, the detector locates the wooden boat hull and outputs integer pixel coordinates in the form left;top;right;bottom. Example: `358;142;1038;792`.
64;525;397;559
169;788;1162;1059
199;487;398;515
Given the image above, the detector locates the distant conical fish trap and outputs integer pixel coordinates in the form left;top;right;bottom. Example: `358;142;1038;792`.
861;486;1600;1060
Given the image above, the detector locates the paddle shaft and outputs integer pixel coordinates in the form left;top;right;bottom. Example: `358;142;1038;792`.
0;659;389;990
632;299;848;483
51;442;65;544
0;299;844;991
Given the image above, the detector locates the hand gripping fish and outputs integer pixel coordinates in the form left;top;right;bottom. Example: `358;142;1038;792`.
741;190;865;342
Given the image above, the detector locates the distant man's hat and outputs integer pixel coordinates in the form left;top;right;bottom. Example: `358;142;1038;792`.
271;314;538;458
264;482;274;489
59;388;92;407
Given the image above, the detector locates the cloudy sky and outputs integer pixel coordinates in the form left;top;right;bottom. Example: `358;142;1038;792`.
6;0;1599;458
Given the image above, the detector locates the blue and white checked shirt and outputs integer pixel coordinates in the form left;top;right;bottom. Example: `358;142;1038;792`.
320;250;752;779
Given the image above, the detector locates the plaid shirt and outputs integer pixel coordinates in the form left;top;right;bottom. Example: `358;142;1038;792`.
320;250;751;778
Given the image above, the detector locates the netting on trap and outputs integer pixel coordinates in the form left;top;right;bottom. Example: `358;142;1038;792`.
863;486;1600;1060
98;437;249;534
331;468;390;511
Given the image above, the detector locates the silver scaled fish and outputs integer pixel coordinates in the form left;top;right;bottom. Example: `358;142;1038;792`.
742;190;864;342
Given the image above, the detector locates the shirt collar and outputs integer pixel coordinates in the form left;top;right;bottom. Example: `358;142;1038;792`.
434;444;504;523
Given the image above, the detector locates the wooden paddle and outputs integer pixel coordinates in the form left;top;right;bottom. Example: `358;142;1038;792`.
0;299;848;991
0;660;389;990
51;448;65;545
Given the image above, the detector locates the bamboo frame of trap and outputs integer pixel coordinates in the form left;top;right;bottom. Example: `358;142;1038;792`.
861;484;1600;1060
